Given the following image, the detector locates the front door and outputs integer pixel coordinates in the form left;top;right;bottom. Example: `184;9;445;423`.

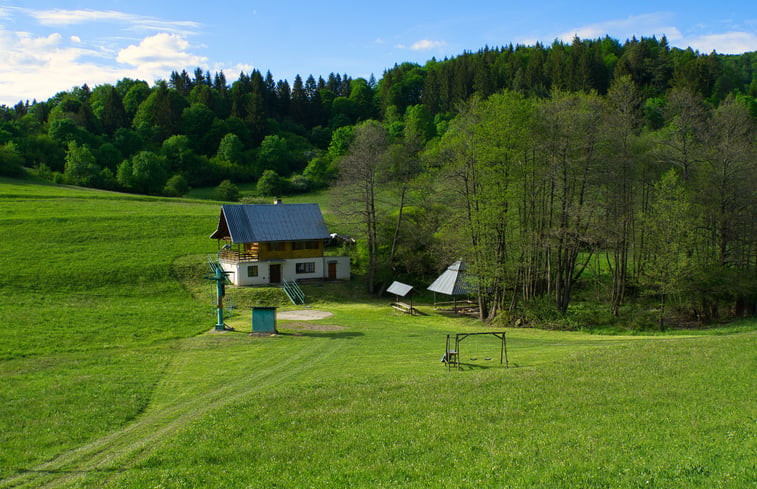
270;264;281;284
327;261;337;281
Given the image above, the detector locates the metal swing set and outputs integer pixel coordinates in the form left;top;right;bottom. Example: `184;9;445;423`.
442;331;508;371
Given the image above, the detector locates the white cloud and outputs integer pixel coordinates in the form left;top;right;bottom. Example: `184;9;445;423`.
70;35;81;43
0;29;208;105
555;13;757;54
395;39;446;51
559;13;682;43
24;8;201;35
685;31;757;54
0;29;123;103
410;39;446;51
117;33;207;76
29;9;135;25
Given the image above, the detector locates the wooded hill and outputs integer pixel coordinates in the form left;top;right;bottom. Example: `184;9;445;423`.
1;35;755;328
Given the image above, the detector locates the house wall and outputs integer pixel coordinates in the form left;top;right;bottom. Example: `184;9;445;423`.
219;255;350;286
257;241;323;261
327;256;351;280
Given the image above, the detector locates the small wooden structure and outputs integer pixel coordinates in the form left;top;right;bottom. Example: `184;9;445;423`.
387;281;416;315
252;306;277;333
442;332;508;371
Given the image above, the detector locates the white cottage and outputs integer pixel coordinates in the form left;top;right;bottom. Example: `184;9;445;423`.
210;202;350;286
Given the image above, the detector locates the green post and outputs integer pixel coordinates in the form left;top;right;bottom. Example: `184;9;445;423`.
215;266;225;331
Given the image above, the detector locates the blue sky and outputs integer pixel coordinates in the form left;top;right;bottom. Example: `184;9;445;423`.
1;0;756;105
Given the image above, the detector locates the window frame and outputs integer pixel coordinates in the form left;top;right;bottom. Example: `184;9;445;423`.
295;262;315;274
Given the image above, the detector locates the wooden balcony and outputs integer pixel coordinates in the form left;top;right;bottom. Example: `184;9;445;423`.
218;242;259;262
218;249;258;262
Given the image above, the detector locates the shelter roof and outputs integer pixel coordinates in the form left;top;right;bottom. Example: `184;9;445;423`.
210;203;330;243
387;281;414;297
427;260;474;296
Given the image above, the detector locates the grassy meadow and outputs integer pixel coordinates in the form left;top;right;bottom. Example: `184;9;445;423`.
0;177;755;488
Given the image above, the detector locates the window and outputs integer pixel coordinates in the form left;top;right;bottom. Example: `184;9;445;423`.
292;241;306;250
268;242;284;251
296;262;315;274
247;265;258;277
306;240;319;249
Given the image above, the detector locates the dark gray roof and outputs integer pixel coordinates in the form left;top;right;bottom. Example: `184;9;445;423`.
427;260;474;295
387;281;414;297
210;203;330;243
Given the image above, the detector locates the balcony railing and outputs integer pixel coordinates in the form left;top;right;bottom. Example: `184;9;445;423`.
218;249;259;262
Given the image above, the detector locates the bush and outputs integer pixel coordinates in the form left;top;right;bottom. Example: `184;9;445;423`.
289;174;310;193
256;169;286;197
215;179;239;201
163;174;190;197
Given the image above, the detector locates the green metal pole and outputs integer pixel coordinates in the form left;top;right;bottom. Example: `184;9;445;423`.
215;267;225;331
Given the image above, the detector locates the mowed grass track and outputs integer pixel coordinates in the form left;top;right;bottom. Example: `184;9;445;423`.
0;178;755;488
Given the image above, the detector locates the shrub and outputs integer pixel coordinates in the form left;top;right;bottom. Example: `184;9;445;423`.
256;169;286;196
215;179;239;201
163;174;190;197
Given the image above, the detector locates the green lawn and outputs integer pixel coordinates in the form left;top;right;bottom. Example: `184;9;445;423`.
1;178;755;488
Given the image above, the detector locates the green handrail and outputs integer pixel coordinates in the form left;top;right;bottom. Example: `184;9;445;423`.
282;280;305;305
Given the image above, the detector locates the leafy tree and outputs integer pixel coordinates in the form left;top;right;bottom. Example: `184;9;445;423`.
659;87;708;181
217;133;244;164
48;95;99;133
302;156;334;188
333;120;390;293
331;97;358;124
113;128;144;158
0;142;25;177
15;134;65;171
433;92;535;318
121;81;151;116
63;141;100;187
404;104;435;142
602;76;643;316
327;125;355;159
349;78;375;120
180;103;216;149
94;142;123;171
117;151;167;194
161;135;194;173
643;170;691;328
48;118;93;146
258;135;291;174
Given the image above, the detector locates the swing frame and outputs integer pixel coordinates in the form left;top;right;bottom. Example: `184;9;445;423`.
443;332;508;371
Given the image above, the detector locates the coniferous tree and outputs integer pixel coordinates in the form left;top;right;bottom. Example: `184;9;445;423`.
290;74;308;125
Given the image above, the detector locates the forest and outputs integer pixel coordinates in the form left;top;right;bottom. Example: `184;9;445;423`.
1;35;756;328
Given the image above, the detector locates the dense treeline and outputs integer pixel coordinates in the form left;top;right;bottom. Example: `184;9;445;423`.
338;83;755;327
1;35;755;327
1;36;755;194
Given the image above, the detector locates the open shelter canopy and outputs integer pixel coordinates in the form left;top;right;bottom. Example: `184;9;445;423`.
387;281;414;297
427;260;474;296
